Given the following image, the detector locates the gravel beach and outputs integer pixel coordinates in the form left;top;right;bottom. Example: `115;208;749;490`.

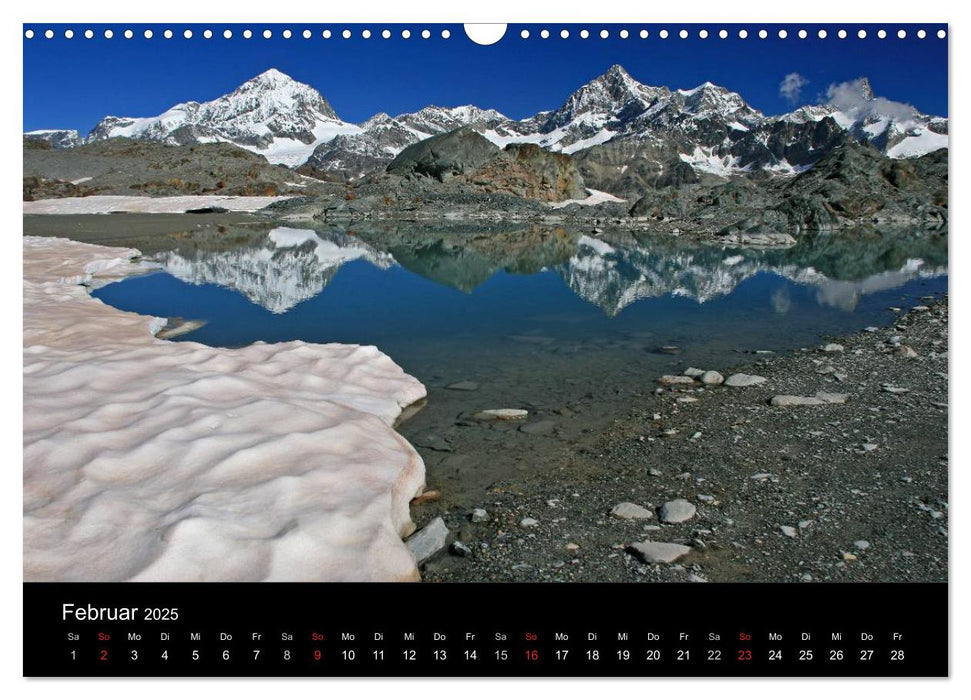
414;299;948;583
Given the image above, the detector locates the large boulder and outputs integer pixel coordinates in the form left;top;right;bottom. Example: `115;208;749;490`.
387;126;499;182
468;143;587;201
774;141;948;230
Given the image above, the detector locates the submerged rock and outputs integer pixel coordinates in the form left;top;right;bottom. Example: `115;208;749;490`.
519;420;557;436
446;381;480;391
473;408;529;421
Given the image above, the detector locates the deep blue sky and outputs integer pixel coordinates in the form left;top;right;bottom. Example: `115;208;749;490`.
23;23;948;134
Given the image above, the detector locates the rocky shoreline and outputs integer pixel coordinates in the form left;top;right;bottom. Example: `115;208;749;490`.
409;298;948;583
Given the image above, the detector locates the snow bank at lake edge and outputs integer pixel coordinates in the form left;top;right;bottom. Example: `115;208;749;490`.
23;195;292;215
23;236;427;581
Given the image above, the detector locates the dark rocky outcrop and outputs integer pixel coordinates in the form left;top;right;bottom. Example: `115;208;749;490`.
23;176;101;201
775;143;948;230
383;128;586;202
22;138;338;200
387;126;499;181
468;143;586;202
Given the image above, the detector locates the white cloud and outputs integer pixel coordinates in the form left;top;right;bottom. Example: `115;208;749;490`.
824;77;919;121
779;73;808;103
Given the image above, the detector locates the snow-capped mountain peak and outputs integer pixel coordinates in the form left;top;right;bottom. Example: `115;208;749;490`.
775;77;946;159
24;129;83;148
225;68;339;120
73;65;947;184
556;64;667;123
87;68;361;167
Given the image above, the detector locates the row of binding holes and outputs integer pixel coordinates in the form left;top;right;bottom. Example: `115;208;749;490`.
23;28;453;39
24;27;948;40
520;28;946;40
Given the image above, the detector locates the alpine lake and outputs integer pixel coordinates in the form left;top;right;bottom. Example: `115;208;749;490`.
85;220;948;508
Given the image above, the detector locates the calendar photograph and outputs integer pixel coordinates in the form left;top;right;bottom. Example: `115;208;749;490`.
23;23;948;594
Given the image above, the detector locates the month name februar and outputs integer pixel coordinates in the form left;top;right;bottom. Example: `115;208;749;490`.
62;603;139;621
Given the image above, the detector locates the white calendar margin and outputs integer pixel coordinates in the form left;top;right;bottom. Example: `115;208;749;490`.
4;0;962;697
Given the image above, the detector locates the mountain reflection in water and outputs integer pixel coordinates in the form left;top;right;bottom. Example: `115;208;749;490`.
93;225;947;359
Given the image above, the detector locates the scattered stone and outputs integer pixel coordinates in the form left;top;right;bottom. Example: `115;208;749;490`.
880;384;910;394
822;343;845;353
627;541;693;564
565;542;580;552
406;517;450;565
657;345;681;355
780;525;798;538
687;573;708;583
854;540;871;551
724;373;767;387
683;367;705;378
446;381;479;391
610;502;654;520
648;468;663;477
412;434;453;452
520;517;539;528
659;499;697;524
473;408;529;421
410;488;442;506
700;370;724;385
896;345;919;359
798;520;814;530
770;392;848;406
842;552;858;561
450;541;472;557
470;508;489;523
677;396;699;404
657;374;696;386
912;305;930;312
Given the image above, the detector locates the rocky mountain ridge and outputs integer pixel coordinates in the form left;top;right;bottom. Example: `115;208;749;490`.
32;66;947;192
